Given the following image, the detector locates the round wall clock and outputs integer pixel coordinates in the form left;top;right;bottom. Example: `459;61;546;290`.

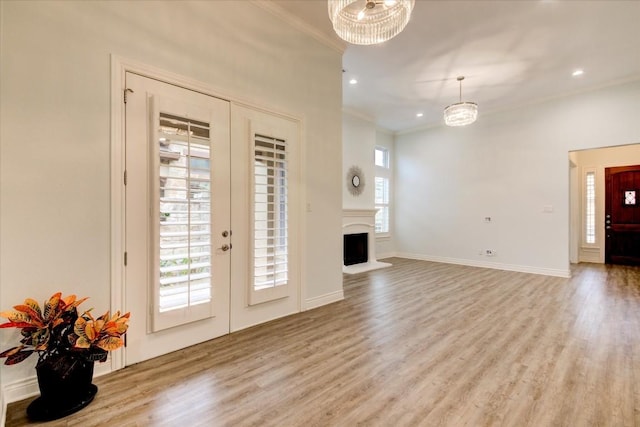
347;165;365;196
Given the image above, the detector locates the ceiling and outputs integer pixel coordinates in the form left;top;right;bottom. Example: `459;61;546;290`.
269;0;640;132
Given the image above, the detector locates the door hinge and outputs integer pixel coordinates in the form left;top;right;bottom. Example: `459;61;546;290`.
124;251;128;266
124;170;128;186
124;88;134;104
124;334;127;347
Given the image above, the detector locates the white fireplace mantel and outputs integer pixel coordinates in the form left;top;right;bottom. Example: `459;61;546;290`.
342;209;391;274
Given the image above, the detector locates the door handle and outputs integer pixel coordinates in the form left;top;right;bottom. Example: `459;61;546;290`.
221;244;231;251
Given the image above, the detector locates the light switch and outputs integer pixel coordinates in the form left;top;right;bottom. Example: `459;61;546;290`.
543;205;553;213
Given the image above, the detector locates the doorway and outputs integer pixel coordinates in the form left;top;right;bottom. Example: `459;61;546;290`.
569;145;640;265
119;70;301;366
605;165;640;265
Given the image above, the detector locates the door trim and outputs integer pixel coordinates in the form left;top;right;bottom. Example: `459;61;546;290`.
110;55;306;371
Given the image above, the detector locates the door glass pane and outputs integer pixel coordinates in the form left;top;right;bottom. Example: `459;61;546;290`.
158;113;212;312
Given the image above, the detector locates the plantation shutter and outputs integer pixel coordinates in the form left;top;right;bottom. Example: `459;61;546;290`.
250;132;289;305
151;101;216;331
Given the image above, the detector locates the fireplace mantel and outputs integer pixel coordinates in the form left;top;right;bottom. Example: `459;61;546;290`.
342;209;391;274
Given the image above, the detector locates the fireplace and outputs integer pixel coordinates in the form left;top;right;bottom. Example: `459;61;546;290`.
344;233;368;266
342;209;391;274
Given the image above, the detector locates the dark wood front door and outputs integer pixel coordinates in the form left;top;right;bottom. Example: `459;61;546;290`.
605;165;640;265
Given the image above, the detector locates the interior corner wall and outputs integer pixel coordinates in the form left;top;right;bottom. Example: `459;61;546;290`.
343;113;376;209
394;79;640;276
0;1;343;389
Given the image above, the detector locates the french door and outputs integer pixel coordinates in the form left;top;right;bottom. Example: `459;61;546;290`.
124;73;231;364
122;71;300;365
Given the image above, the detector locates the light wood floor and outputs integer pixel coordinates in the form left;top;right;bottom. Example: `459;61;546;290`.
7;258;640;426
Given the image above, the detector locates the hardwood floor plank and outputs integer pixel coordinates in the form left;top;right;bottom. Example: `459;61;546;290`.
6;259;640;426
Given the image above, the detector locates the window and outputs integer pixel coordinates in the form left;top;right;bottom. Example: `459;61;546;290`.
156;113;213;315
251;133;289;304
585;170;596;244
375;146;391;235
375;147;389;168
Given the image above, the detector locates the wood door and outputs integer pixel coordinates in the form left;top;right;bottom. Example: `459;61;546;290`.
125;72;231;364
605;165;640;265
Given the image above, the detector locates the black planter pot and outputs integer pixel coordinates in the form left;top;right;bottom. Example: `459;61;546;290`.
26;353;98;421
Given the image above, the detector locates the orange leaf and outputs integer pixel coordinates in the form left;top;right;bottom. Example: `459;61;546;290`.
74;336;91;349
74;317;88;339
43;293;61;321
23;298;42;318
85;323;97;341
0;311;31;324
96;336;124;351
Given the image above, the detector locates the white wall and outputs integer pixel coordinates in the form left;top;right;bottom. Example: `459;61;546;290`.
572;144;640;263
0;1;343;391
395;80;640;277
343;113;375;209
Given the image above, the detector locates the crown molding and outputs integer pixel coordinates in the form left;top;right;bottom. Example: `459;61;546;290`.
253;0;347;54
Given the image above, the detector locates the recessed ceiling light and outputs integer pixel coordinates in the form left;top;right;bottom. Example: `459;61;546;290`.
572;69;584;77
416;113;424;118
349;78;358;85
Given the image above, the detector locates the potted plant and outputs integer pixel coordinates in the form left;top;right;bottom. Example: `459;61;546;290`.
0;292;130;421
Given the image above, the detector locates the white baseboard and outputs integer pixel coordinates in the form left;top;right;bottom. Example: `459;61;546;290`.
304;289;344;310
397;252;571;278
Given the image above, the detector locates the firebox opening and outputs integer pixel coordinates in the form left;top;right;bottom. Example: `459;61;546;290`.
344;233;368;266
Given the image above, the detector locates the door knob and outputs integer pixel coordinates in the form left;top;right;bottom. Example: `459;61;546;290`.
221;244;231;251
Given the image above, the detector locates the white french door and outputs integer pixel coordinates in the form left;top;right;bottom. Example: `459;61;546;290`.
121;70;301;366
124;73;231;364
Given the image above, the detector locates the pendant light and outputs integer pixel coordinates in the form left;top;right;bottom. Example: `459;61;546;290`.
444;76;478;127
328;0;415;45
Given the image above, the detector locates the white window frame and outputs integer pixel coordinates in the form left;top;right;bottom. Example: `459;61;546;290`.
582;167;597;247
375;146;391;238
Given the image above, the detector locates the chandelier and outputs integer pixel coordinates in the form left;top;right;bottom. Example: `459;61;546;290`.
444;76;478;127
328;0;415;45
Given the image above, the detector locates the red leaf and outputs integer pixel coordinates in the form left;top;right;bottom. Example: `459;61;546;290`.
5;350;34;365
0;346;22;358
0;321;33;329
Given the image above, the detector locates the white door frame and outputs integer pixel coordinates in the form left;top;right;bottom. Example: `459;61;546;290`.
110;55;306;371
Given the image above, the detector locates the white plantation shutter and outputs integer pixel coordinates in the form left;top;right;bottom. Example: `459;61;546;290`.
152;108;215;331
375;146;391;235
250;133;289;305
